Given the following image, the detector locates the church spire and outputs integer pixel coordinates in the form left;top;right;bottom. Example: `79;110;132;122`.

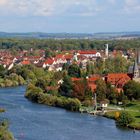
137;48;140;64
133;59;139;78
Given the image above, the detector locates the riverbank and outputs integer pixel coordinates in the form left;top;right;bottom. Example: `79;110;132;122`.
104;111;140;130
25;86;81;112
103;102;140;130
0;121;15;140
0;73;25;88
25;85;140;130
25;91;140;130
0;109;15;140
1;86;140;140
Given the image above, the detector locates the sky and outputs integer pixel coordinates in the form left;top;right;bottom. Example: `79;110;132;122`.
0;0;140;33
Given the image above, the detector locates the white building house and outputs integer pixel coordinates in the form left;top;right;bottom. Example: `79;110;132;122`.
78;50;101;58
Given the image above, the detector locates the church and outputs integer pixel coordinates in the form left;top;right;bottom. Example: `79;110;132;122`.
129;49;140;82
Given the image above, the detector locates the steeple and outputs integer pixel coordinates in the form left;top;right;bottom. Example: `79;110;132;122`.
137;48;140;65
133;59;139;78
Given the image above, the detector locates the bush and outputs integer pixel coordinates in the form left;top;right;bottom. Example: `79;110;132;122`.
26;85;81;111
0;121;14;140
4;79;13;87
116;111;135;127
25;85;43;102
64;98;81;111
82;99;93;107
18;75;25;85
0;73;25;87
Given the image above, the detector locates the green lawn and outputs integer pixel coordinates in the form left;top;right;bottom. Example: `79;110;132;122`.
125;101;140;129
105;101;140;130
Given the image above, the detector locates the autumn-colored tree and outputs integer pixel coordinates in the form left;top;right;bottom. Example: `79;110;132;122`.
72;79;92;101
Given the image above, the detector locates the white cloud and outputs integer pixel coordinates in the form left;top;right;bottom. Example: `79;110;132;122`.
0;0;7;6
108;0;116;5
0;0;104;17
1;0;138;17
125;0;138;6
124;0;140;13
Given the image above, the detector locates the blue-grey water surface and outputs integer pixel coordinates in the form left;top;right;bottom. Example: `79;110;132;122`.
0;86;140;140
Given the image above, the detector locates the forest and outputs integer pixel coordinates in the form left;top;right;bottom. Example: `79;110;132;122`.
0;38;140;51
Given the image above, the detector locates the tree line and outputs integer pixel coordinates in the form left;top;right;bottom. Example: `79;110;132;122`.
0;38;140;51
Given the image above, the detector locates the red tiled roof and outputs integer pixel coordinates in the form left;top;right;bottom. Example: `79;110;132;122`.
107;73;130;79
64;54;73;60
21;60;31;65
55;54;64;59
71;78;81;81
88;77;100;82
23;56;41;60
78;50;97;55
106;73;131;88
44;58;55;65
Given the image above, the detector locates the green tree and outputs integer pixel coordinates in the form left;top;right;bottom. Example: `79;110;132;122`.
95;79;107;102
0;65;6;78
114;55;128;73
62;63;69;71
45;48;55;58
106;82;118;104
25;84;43;102
59;75;73;97
68;64;81;78
35;78;46;91
86;62;94;76
123;80;140;100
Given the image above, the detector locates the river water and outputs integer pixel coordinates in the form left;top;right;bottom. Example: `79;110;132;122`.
0;86;140;140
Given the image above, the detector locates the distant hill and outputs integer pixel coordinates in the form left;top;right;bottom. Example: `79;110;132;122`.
0;31;140;40
0;32;94;39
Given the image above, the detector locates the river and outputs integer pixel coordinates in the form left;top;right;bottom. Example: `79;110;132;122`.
0;86;140;140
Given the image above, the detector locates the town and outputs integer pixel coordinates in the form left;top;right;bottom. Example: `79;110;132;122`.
1;0;140;140
0;40;140;138
0;43;139;92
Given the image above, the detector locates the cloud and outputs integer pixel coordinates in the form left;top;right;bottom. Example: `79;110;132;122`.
0;0;7;6
0;0;139;17
0;0;104;17
108;0;116;5
124;0;140;13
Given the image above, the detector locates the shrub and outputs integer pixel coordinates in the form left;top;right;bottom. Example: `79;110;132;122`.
82;99;93;107
116;111;135;127
0;121;14;140
4;79;13;87
25;85;43;102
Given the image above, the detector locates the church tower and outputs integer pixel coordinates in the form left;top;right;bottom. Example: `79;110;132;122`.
133;59;139;78
137;48;140;65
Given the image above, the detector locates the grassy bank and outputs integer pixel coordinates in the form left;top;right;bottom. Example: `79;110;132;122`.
0;121;14;140
104;101;140;130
